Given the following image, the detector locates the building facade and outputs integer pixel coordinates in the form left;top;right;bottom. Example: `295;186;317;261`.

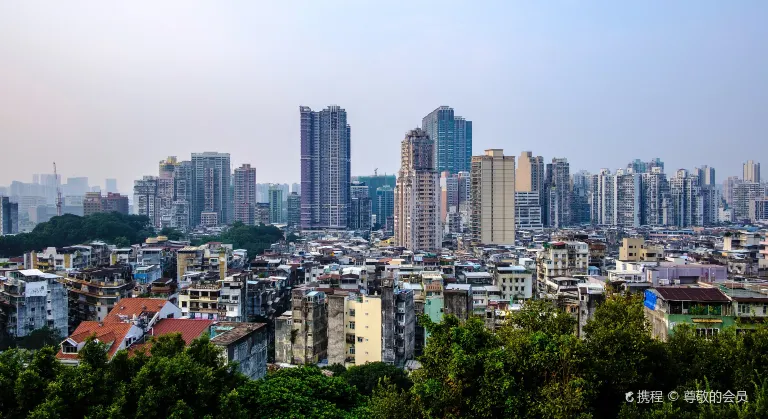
394;128;441;252
744;160;761;183
234;164;257;225
191;152;232;227
421;106;472;174
0;196;19;235
300;105;351;230
470;149;515;245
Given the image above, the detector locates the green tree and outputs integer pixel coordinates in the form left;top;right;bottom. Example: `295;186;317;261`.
342;361;412;396
159;227;184;241
17;327;62;351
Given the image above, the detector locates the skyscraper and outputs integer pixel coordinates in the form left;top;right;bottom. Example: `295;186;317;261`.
544;158;571;228
234;164;257;225
191;152;232;226
357;174;396;217
269;185;284;224
394;128;440;252
421;106;472;174
669;169;703;227
470;149;515;245
300;105;351;230
641;167;670;226
0;197;19;235
744;160;761;183
133;176;159;225
733;182;766;222
627;158;664;174
440;171;471;235
615;169;642;228
287;192;301;227
696;166;716;187
571;170;592;225
349;181;372;232
516;151;545;193
590;169;616;226
375;186;394;229
722;176;742;206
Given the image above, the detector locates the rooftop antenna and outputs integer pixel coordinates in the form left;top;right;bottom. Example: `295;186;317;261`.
374;168;378;176
54;162;62;216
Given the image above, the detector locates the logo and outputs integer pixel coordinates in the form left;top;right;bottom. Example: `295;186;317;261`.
668;391;679;401
625;391;635;403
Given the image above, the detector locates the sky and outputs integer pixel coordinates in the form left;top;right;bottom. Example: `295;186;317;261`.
1;1;766;193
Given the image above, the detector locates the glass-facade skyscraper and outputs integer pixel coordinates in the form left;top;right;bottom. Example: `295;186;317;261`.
421;106;472;175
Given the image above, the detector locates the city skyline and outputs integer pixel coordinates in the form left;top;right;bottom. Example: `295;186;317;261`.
1;2;766;188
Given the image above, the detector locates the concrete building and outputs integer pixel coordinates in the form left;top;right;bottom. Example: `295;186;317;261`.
749;198;768;222
381;286;415;367
62;266;135;325
286;192;301;227
254;203;270;225
492;265;533;301
275;288;328;365
536;241;589;285
191;152;232;226
210;322;268;380
133;176;159;226
544;158;571;228
375;186;394;229
0;196;19;235
394;128;441;252
470;149;515;245
615;169;642;228
440;171;471;235
349;181;372;232
300;105;351;230
514;192;543;231
669;169;703;227
696;166;716;187
101;193;129;214
641;167;670;226
645;287;732;341
358;174;396;218
744;160;761;183
628;158;664;174
590;169;616;226
516;151;545;194
618;238;664;262
733;182;766;222
571;170;592;225
0;269;68;339
723;176;742;206
421;106;472;174
234;164;257;225
268;185;284;224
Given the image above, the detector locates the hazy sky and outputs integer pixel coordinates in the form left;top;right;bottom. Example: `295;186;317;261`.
1;1;766;192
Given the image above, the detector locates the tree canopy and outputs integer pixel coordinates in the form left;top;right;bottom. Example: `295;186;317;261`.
0;212;154;257
3;297;768;418
192;222;284;257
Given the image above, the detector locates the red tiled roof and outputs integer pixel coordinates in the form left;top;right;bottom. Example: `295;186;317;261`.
56;321;134;360
104;298;169;322
128;319;213;357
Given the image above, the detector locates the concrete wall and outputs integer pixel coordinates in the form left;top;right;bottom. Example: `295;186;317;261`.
226;328;268;380
274;314;293;364
327;294;347;365
444;289;471;321
356;296;382;365
381;286;395;365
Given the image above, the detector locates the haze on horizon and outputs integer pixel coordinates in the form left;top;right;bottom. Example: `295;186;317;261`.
0;1;766;193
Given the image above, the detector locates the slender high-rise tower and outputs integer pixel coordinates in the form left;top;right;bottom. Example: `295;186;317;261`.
191;152;232;226
470;149;515;245
744;160;761;183
300;105;351;229
234;164;257;225
394;128;440;252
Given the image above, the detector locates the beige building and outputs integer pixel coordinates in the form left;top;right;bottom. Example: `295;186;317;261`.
394;128;441;252
470;149;515;245
619;237;664;262
326;293;385;366
515;151;544;193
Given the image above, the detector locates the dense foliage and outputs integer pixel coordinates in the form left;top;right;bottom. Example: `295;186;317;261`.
192;222;285;257
0;212;154;257
3;296;768;418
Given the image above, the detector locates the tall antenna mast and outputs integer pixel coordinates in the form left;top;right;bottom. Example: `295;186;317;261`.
54;162;62;216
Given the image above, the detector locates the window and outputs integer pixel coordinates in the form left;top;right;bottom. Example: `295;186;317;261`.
739;304;751;314
349;347;355;354
62;344;77;354
357;336;364;343
349;309;355;317
348;321;355;330
181;301;187;308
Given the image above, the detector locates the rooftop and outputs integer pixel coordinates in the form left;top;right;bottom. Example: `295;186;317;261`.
654;287;729;302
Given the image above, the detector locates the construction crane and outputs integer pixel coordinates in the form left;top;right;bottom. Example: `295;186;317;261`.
374;168;378;176
53;162;62;216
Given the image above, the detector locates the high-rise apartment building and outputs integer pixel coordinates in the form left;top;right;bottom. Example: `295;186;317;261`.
571;170;591;225
440;171;471;235
722;176;742;206
286;192;301;227
669;169;703;227
268;185;284;224
544;158;571;228
101;193;129;214
590;169;616;226
133;176;159;225
696;166;716;187
300;105;351;230
514;192;543;231
291;183;301;195
394;128;441;252
615;169;642;228
744;160;761;183
191;152;232;226
641;168;670;226
83;192;103;217
0;197;19;235
234;164;257;225
375;186;394;229
470;149;515;245
733;182;766;222
421;106;472;174
516;151;545;193
357;174;396;217
628;158;664;174
349;182;371;232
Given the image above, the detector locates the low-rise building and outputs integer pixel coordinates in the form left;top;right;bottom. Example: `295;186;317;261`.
210;321;268;380
0;269;68;339
644;287;732;341
62;266;135;325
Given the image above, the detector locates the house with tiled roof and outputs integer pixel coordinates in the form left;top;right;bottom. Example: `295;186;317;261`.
104;297;181;325
57;321;143;366
129;318;214;356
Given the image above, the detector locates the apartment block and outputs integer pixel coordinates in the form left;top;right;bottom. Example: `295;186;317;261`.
619;238;664;262
234;164;257;225
0;196;19;235
61;266;135;325
470;149;515;245
275;288;328;365
615;169;641;228
0;269;68;338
